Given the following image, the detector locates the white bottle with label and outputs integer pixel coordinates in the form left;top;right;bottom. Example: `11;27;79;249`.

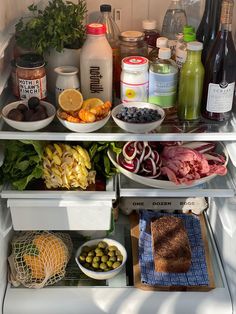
80;23;112;102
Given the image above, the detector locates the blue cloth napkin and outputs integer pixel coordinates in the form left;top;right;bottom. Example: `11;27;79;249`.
139;211;209;287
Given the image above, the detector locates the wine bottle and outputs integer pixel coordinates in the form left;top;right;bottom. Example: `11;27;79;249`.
201;0;236;121
196;0;222;64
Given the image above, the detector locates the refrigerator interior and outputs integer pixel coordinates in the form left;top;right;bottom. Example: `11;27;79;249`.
0;0;236;313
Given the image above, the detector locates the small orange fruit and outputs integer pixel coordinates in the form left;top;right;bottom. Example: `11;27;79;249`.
58;89;83;112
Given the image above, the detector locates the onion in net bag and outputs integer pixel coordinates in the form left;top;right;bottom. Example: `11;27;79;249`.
8;231;72;288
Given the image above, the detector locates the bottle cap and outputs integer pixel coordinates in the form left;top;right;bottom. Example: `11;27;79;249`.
122;56;149;71
187;41;203;51
156;37;168;48
142;19;157;30
119;31;145;42
183;25;195;34
86;23;106;35
158;47;171;59
100;4;112;12
16;53;45;68
184;32;196;42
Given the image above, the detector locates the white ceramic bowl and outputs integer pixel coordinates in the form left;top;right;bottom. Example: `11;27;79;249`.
57;110;111;133
112;102;165;133
1;100;56;131
75;238;127;280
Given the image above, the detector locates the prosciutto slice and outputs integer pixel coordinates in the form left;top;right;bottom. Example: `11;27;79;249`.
161;146;227;185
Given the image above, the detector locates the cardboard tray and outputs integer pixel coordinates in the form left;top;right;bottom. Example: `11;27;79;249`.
130;212;215;291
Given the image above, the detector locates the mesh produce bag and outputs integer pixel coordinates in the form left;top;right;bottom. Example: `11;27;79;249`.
8;231;72;288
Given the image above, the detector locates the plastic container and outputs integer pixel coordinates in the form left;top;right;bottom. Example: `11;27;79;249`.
149;48;178;113
79;23;112;102
142;19;160;53
16;53;47;100
178;41;205;121
175;32;196;69
148;37;168;62
121;56;149;103
161;0;187;41
97;4;120;98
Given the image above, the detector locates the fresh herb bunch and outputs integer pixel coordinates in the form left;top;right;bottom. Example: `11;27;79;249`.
15;0;87;55
86;142;122;179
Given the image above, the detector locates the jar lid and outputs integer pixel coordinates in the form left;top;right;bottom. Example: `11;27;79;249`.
86;23;106;35
16;53;45;68
122;56;149;70
187;41;203;51
158;48;171;59
119;31;145;42
156;37;168;48
184;32;196;42
142;19;157;30
100;4;112;12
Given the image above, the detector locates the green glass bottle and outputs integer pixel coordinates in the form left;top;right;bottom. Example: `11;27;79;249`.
178;41;205;121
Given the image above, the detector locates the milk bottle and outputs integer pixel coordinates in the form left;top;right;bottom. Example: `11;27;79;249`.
80;23;113;102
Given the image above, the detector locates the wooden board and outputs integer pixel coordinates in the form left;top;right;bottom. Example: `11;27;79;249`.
130;212;215;292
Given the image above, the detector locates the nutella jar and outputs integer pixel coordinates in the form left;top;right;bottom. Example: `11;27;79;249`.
16;53;47;100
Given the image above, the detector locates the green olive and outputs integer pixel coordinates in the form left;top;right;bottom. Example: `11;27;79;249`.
96;250;104;257
93;256;100;263
101;255;108;263
108;251;115;257
117;255;123;262
82;246;90;253
86;256;93;263
92;262;99;269
100;263;108;270
115;250;121;256
112;262;121;269
98;241;108;249
109;256;117;262
107;260;113;268
84;263;90;269
88;250;95;257
109;245;117;251
79;255;86;262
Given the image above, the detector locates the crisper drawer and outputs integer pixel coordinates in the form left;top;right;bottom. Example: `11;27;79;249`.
1;178;116;231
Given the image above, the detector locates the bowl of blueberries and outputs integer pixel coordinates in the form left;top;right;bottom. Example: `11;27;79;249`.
112;102;165;133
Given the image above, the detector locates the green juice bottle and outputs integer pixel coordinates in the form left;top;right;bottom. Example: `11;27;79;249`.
178;41;205;121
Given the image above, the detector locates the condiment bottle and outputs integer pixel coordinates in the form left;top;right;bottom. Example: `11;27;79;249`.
16;53;47;100
80;23;112;102
148;37;168;62
149;48;178;114
175;32;196;69
142;19;160;53
97;4;120;98
201;0;236;121
121;56;149;103
178;42;205;121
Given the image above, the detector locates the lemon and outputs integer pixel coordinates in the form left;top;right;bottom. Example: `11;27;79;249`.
58;89;83;112
82;98;104;110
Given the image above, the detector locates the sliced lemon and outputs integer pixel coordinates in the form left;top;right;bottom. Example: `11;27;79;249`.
82;98;104;110
58;89;83;112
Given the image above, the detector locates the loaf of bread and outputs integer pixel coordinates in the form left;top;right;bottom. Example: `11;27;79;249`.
151;216;191;273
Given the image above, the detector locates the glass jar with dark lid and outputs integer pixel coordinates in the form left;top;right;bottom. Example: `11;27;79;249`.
16;53;47;100
119;31;148;59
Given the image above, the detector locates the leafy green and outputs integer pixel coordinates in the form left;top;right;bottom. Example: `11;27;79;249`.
15;0;87;54
86;142;122;179
0;140;44;190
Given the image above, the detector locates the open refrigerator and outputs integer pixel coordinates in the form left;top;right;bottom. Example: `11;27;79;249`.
0;0;236;313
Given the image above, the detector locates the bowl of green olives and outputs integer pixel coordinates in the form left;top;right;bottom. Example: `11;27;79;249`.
75;238;127;280
1;97;56;131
